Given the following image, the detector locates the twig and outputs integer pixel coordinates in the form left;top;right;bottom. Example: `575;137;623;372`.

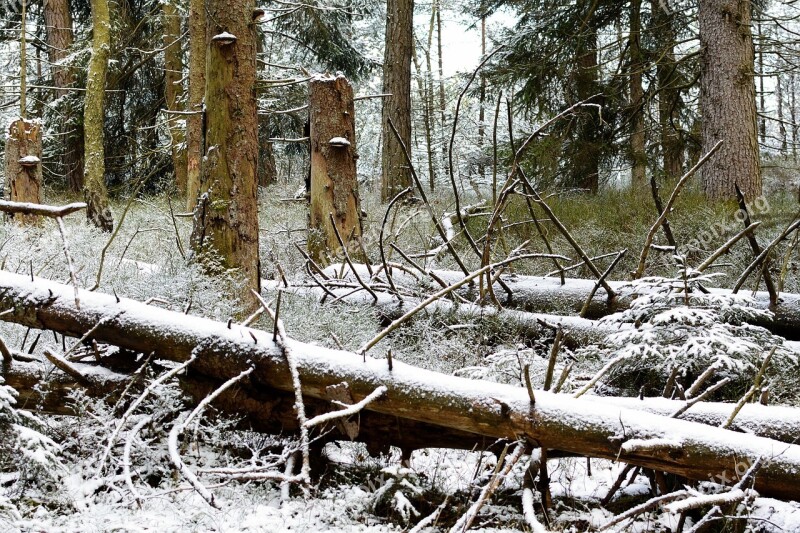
522;487;550;533
123;415;151;507
649;176;677;248
671;378;731;419
521;169;615;298
112;352;155;414
378;188;412;299
43;348;93;387
357;253;568;355
733;218;800;294
167;196;186;260
97;354;197;476
55;217;80;309
387;118;470;276
573;354;628;398
447;46;505;260
579;250;626;317
634;141;723;279
543;327;564;391
722;347;775;429
600;490;690;530
736;184;777;304
329;213;377;303
449;441;525;533
304;386;387;428
169;367;253;508
251;289;312;492
696;223;761;273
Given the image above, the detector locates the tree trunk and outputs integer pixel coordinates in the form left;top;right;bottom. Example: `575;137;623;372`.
83;0;114;232
43;0;74;97
572;35;600;193
629;0;646;188
163;0;188;194
436;1;447;179
328;264;800;341
190;0;260;311
1;271;800;500
185;0;206;210
699;0;762;201
381;0;413;201
651;0;684;180
411;37;435;191
4;119;42;225
307;75;363;266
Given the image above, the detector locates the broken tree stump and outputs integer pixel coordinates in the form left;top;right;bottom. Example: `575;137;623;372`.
4;118;42;225
307;74;364;266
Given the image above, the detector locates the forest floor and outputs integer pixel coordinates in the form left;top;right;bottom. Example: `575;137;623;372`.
1;177;799;531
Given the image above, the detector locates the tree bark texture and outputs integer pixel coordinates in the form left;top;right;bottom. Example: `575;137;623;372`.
629;0;646;188
43;0;74;97
4;119;42;225
185;0;206;210
163;0;188;194
652;0;684;180
308;75;363;266
190;0;260;309
44;0;83;193
0;272;799;499
83;0;114;232
381;0;413;201
699;0;762;201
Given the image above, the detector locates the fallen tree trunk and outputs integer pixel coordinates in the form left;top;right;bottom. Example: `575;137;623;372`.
263;281;613;349
1;271;800;499
327;264;800;340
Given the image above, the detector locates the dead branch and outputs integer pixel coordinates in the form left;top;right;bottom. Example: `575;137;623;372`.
634;140;723;279
0;200;86;218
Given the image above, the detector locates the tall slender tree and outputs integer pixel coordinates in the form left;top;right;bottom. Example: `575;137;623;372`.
83;0;114;231
185;0;206;210
162;0;187;194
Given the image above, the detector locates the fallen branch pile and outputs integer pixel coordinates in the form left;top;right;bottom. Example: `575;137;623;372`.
1;271;800;499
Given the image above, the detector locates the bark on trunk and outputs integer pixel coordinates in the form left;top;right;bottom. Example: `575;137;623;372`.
185;0;206;210
163;0;188;194
652;0;684;180
699;0;762;201
43;0;83;193
308;75;364;266
381;0;413;201
4;119;42;225
572;35;600;193
0;271;799;499
328;264;800;340
629;0;646;188
190;0;260;310
83;0;114;232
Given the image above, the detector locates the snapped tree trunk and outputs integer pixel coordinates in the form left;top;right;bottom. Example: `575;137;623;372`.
162;0;188;194
307;75;364;266
4;119;42;225
185;0;206;210
83;0;114;232
1;271;800;500
190;0;260;311
381;0;413;201
699;0;762;201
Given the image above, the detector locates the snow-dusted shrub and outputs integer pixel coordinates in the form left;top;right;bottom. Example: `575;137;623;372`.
0;378;64;523
575;264;799;401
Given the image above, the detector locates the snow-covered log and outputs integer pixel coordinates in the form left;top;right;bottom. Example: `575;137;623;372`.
1;271;800;499
327;264;800;339
262;281;612;349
